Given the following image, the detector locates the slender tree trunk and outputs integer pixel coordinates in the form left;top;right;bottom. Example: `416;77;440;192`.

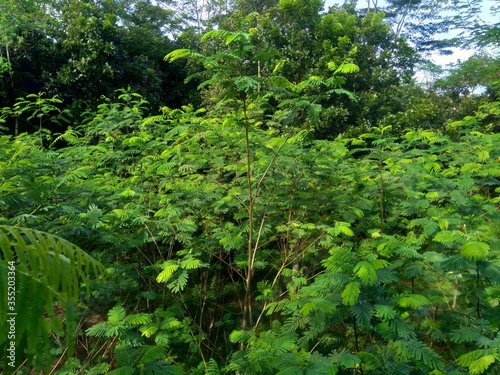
476;265;481;318
379;148;384;230
242;97;254;331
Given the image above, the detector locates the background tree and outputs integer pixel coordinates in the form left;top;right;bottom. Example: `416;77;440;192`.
0;0;61;108
435;54;500;97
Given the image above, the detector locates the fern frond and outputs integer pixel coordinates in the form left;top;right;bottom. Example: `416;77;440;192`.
0;226;103;371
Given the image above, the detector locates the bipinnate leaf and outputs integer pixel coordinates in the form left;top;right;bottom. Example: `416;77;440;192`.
180;255;203;270
201;29;232;42
406;339;444;371
108;306;126;325
337;351;361;368
353;261;378;285
164;49;202;63
397;294;430;309
139;345;167;365
450;327;481;343
331;62;360;74
125;313;153;326
234;76;258;93
458;350;498;375
461;242;489;262
206;358;221;375
477;150;489;162
229;330;252;343
342;282;360;306
156;260;179;282
168;270;188;292
107;366;135;375
374;304;396;320
468;355;497;375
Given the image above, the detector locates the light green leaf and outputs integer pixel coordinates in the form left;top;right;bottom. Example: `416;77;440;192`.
180;255;203;270
156;261;179;282
339;224;354;237
108;306;126;325
168;270;188;292
335;63;360;74
229;330;251;343
477;150;490;162
398;294;430;309
461;242;489;262
120;189;136;197
299;302;316;316
342;282;360;306
469;354;497;375
140;326;158;338
353;261;378;285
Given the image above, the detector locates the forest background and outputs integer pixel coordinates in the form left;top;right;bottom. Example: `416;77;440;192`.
0;0;499;374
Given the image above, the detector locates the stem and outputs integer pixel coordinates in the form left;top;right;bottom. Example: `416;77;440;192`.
242;96;254;331
40;116;43;147
452;280;458;309
257;60;261;93
476;263;481;319
199;270;209;337
378;146;384;230
353;318;364;375
353;318;359;352
5;43;10;65
178;292;208;367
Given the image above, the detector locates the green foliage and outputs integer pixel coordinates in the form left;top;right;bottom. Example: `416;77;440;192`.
461;242;490;262
342;282;361;306
2;88;500;373
85;306;186;375
1;6;499;370
0;225;103;373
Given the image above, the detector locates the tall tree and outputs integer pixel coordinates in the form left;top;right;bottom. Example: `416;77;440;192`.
435;54;500;96
0;0;60;108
